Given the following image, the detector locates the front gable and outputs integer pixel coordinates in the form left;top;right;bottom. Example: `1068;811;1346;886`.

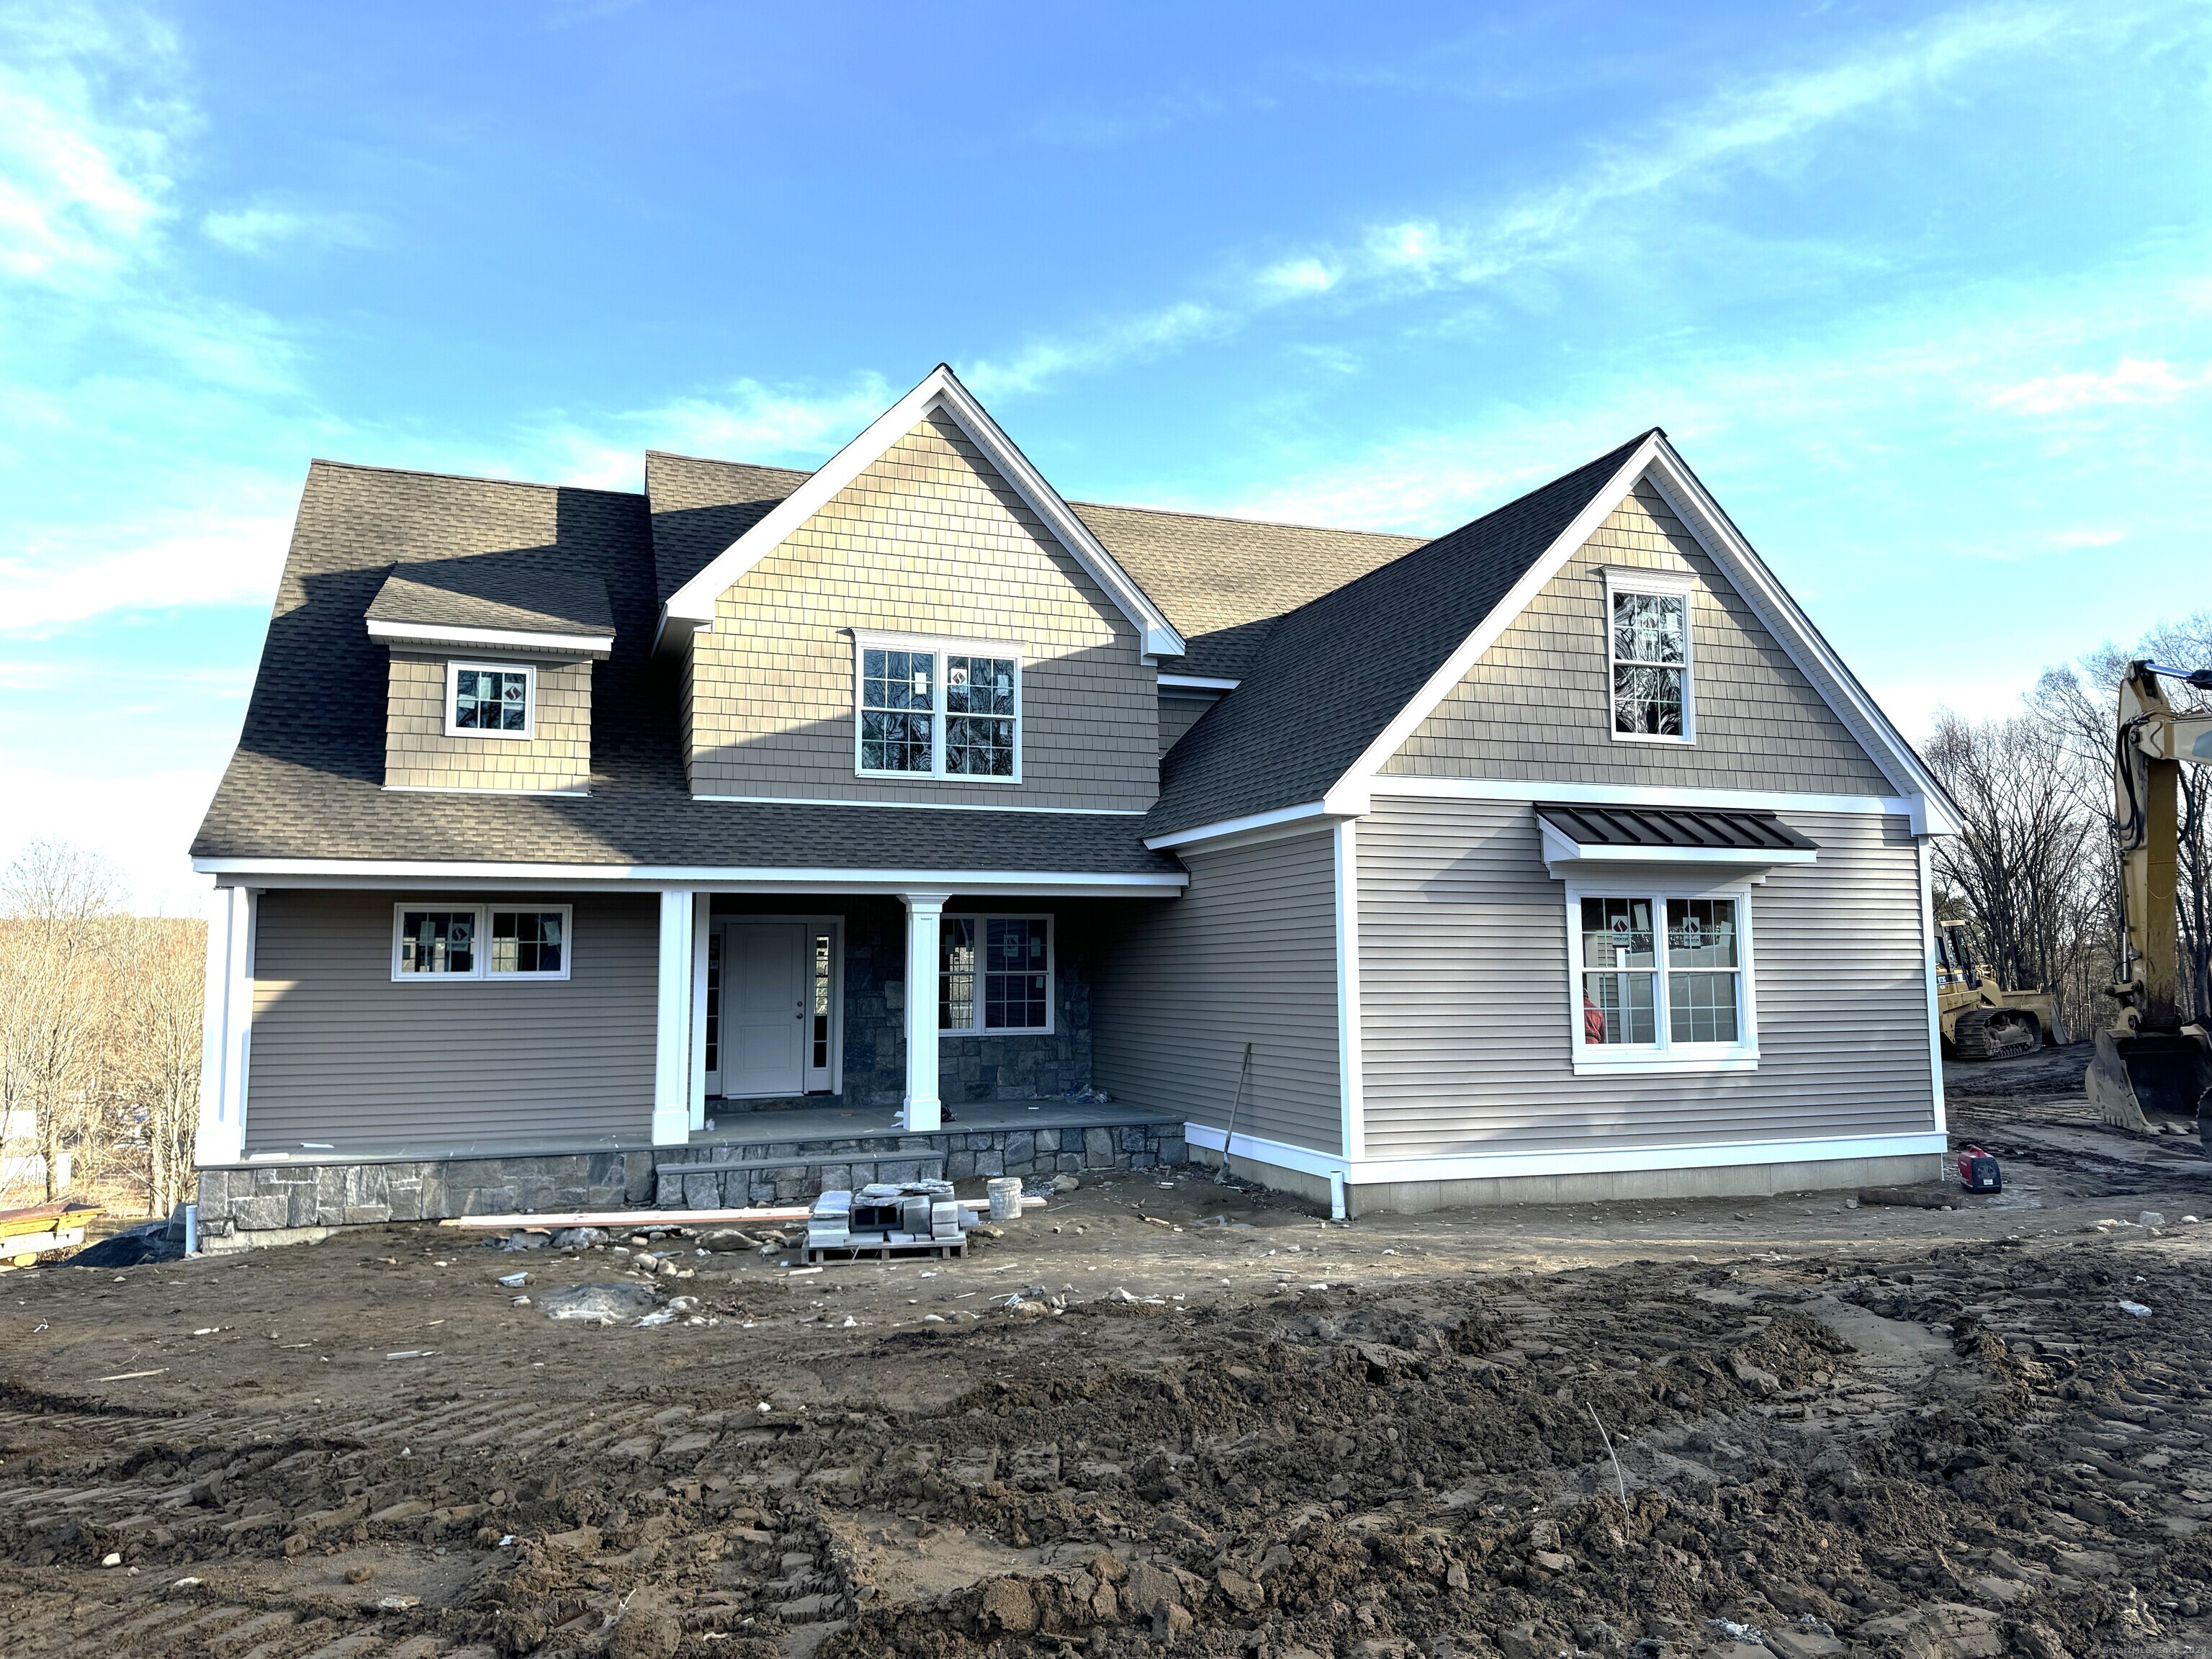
1382;480;1893;793
685;409;1160;811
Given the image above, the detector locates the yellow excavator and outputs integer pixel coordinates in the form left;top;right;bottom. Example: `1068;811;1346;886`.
1935;920;2062;1060
2085;659;2212;1134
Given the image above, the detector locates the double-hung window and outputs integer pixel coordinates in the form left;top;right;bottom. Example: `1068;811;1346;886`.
855;634;1020;781
1605;570;1694;742
392;904;572;981
1567;886;1755;1072
938;914;1052;1035
445;661;535;738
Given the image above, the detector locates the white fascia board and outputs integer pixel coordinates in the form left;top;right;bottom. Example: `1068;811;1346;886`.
1322;433;1666;811
657;365;1186;660
193;858;1187;895
1142;799;1338;851
692;793;1145;817
1637;440;1961;836
1158;673;1240;691
366;619;613;657
1328;1130;1948;1187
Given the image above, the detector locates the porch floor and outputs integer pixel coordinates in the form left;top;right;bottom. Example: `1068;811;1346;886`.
693;1097;1179;1147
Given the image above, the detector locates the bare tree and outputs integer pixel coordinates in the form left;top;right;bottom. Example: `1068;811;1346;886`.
1924;708;2105;1038
107;916;207;1218
0;841;122;1200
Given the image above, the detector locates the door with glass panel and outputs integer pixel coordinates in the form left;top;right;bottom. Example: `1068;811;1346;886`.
711;920;840;1099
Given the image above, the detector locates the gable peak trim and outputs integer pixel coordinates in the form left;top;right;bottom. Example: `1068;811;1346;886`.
655;365;1185;659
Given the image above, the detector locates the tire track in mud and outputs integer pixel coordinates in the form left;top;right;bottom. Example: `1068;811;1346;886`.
6;1241;2212;1658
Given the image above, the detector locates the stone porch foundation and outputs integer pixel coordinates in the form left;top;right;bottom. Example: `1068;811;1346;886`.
196;1119;1187;1238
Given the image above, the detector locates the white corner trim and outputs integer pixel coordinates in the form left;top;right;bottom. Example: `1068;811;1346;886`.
1143;799;1339;851
1918;838;1948;1136
658;364;1185;659
1333;818;1364;1162
194;886;253;1166
689;793;1144;817
369;619;613;656
1158;673;1240;691
1323;433;1665;811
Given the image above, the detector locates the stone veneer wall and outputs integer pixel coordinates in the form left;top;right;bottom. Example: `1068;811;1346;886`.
195;1120;1187;1236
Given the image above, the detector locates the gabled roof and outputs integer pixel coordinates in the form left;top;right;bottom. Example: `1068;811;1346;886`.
1146;428;1962;845
656;366;1187;659
644;451;809;606
1146;433;1656;841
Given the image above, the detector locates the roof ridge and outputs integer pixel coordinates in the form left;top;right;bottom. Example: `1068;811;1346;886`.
644;450;814;474
1068;497;1431;544
307;457;642;498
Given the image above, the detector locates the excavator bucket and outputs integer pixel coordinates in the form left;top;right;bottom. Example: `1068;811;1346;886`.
2087;1026;2212;1134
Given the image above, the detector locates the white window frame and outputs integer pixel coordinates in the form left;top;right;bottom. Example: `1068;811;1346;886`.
853;630;1023;784
389;902;574;983
1602;567;1695;745
938;912;1054;1037
444;660;537;740
1563;877;1757;1075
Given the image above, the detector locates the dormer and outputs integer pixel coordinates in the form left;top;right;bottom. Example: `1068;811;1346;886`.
366;561;614;796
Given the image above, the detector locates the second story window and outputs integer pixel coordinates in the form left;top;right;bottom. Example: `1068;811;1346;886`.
446;662;535;738
855;634;1021;782
1606;570;1694;742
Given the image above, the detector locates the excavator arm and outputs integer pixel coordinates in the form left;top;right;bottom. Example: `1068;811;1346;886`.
2087;660;2212;1131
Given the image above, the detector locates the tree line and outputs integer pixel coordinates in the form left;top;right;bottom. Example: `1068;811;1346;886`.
1926;611;2212;1045
0;841;202;1218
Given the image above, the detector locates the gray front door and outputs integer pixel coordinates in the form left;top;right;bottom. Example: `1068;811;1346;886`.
726;922;806;1097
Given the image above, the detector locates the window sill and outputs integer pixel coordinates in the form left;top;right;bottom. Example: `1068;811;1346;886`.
858;770;1022;786
939;1028;1055;1040
1571;1051;1758;1076
1607;730;1696;746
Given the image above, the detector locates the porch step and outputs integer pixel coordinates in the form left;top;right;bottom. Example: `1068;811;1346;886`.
653;1153;945;1177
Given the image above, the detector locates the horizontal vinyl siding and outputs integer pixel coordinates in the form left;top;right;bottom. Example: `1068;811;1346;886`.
1356;799;1934;1160
247;890;656;1153
1094;830;1342;1155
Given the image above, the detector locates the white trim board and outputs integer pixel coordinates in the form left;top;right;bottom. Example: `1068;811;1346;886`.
1185;1121;1946;1186
657;364;1185;660
1143;799;1341;851
1311;432;1958;835
691;793;1145;817
194;858;1188;896
1158;673;1239;691
368;619;613;657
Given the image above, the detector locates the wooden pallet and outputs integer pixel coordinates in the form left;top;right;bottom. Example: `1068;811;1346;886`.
804;1236;967;1264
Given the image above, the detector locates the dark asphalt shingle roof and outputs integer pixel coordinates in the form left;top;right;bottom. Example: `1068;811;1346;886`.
367;562;613;638
1534;803;1820;854
1146;433;1655;839
192;459;1177;875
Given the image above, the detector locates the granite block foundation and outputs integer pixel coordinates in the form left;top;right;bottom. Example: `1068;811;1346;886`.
195;1118;1187;1236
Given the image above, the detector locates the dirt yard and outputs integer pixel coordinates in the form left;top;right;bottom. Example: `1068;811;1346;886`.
6;1049;2212;1659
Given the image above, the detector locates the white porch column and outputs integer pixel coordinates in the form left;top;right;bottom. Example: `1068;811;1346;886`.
688;893;712;1132
652;889;697;1146
899;891;951;1131
194;886;255;1166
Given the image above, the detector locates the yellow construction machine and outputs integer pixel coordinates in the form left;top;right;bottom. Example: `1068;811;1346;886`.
1934;920;2062;1061
2085;659;2212;1133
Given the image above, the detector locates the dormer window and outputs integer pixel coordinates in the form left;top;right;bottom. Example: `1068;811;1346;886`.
855;633;1020;781
1605;569;1694;742
446;662;535;738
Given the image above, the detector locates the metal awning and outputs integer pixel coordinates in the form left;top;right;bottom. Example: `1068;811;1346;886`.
1534;803;1819;878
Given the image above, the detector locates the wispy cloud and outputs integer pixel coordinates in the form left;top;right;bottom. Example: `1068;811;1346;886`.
961;302;1223;399
0;5;185;284
0;510;292;634
1989;356;2212;414
521;372;902;490
202;202;377;255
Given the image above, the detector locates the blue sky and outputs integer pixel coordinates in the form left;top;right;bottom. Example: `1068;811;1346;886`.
4;1;2210;908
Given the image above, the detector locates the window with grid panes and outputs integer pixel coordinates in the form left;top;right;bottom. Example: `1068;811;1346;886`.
938;915;1051;1034
1572;890;1748;1060
856;639;1019;781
